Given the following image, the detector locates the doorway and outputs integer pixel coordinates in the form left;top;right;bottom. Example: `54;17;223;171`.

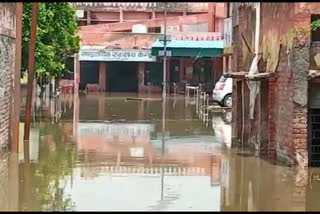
107;62;138;92
80;61;99;90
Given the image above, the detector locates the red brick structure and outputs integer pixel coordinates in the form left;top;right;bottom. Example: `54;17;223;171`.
230;3;320;167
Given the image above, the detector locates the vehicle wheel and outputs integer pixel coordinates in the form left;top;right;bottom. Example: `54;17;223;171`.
218;101;224;107
223;95;232;108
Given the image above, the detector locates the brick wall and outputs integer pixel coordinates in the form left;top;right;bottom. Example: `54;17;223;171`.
0;3;16;150
232;3;312;167
272;48;295;165
292;105;308;167
268;77;276;158
264;46;308;167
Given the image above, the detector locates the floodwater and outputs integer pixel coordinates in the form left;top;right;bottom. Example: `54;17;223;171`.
1;93;320;211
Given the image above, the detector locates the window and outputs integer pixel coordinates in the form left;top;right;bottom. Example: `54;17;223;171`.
148;27;161;33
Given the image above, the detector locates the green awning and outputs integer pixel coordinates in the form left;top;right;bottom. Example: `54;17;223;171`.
151;40;224;57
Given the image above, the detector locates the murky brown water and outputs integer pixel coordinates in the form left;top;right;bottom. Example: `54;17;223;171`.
1;93;320;211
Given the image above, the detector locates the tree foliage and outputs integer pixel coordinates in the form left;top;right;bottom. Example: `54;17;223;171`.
311;19;320;31
22;3;80;86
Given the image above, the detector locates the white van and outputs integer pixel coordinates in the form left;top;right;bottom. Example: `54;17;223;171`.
212;75;232;107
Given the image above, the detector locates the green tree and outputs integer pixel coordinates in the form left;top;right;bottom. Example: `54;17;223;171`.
312;19;320;31
22;3;80;97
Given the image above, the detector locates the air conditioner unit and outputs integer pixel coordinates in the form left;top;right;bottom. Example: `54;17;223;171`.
132;24;147;33
76;10;84;18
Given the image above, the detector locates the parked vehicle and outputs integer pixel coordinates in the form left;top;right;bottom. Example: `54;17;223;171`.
212;75;232;107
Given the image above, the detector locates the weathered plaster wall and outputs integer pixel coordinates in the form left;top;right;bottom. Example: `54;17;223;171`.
0;3;16;150
291;41;310;107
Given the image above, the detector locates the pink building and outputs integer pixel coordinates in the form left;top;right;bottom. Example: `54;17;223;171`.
71;2;225;94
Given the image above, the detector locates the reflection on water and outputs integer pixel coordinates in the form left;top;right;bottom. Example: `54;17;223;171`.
1;93;320;211
212;111;232;148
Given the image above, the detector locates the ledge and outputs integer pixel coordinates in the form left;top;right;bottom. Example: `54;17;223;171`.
224;72;248;79
224;71;276;80
245;72;275;80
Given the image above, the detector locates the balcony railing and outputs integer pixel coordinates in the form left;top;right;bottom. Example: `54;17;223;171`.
73;2;209;12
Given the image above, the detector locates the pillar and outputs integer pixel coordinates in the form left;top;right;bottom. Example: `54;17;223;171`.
74;54;80;94
179;13;185;32
99;62;107;92
208;3;216;32
223;56;227;74
228;55;232;73
120;9;124;23
179;58;185;82
138;62;145;93
86;10;91;25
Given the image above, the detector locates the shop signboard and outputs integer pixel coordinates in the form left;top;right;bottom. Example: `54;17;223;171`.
79;48;156;62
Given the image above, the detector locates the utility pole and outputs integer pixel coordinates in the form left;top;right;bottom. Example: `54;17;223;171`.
162;2;168;101
161;2;168;156
161;4;168;200
24;3;38;142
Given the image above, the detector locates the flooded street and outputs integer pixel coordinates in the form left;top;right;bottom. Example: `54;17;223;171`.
1;93;320;211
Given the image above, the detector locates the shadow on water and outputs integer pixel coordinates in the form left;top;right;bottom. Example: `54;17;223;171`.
1;93;320;211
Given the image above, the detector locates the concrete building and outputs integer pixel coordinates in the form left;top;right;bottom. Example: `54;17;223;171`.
71;2;225;94
228;3;320;168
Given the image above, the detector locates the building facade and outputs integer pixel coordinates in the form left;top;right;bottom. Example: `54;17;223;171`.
229;3;320;168
71;2;225;94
